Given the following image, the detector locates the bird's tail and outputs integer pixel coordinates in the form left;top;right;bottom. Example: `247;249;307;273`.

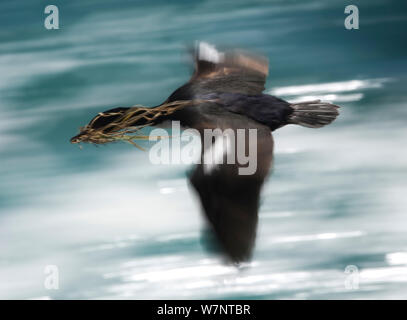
287;100;340;128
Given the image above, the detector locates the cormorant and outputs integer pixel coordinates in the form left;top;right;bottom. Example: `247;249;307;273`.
70;42;339;263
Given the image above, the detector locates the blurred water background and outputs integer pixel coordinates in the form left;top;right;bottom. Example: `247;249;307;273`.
0;0;407;299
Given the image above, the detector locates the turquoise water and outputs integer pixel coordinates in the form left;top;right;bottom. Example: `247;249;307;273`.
1;0;407;299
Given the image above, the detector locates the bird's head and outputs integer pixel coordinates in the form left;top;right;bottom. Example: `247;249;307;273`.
70;134;83;144
70;100;196;147
70;107;135;145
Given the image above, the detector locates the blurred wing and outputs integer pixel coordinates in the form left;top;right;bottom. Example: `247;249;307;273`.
189;42;269;95
189;118;273;262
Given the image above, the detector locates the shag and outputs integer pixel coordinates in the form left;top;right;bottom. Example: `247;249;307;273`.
71;42;339;263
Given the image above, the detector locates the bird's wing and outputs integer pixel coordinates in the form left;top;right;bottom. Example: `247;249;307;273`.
189;42;269;95
189;114;273;262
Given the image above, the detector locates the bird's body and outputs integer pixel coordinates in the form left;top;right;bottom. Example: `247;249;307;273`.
71;42;339;263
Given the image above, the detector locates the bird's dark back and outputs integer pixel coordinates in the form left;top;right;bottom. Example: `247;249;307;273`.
167;82;293;131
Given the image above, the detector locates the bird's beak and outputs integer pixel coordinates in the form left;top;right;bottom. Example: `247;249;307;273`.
70;134;81;144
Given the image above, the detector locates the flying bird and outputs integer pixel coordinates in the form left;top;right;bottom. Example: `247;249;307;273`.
71;42;339;263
